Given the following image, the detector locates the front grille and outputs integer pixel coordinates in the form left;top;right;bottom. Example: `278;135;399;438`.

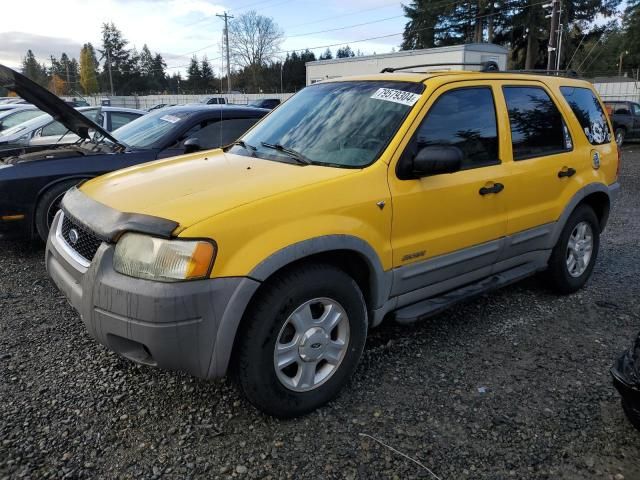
60;214;103;262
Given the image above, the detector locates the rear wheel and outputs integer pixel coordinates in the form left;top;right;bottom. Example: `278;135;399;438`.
615;127;626;147
545;205;600;294
34;179;82;242
234;264;368;418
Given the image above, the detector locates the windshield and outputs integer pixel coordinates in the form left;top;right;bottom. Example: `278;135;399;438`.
1;109;45;129
112;109;192;149
234;81;424;168
0;114;51;138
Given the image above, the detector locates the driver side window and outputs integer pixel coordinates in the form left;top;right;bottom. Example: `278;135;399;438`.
413;87;500;170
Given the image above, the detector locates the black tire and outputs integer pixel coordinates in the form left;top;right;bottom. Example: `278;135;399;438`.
35;179;82;242
234;263;368;418
615;127;626;147
545;204;600;294
622;398;640;431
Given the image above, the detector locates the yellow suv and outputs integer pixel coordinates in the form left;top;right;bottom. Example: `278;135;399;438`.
46;66;620;417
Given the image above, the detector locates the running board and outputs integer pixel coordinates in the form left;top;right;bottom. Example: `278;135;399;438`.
393;263;539;325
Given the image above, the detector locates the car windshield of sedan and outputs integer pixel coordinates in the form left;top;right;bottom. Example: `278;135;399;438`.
232;81;425;168
112;110;193;149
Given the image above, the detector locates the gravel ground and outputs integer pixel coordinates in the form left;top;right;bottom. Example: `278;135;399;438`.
1;147;640;480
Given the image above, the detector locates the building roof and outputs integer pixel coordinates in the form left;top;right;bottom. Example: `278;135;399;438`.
306;43;509;67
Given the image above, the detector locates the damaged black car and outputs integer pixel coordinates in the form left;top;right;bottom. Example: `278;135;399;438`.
0;64;268;241
611;333;640;430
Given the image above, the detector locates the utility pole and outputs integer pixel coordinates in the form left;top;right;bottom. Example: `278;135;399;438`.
106;50;114;96
217;12;234;93
619;50;628;77
546;0;560;71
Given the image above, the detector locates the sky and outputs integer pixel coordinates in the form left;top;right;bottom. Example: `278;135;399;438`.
0;0;408;76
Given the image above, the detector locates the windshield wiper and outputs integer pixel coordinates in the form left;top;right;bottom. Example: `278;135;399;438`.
260;142;311;165
232;139;257;151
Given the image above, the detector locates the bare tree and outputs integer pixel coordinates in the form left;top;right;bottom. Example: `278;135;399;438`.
229;10;284;90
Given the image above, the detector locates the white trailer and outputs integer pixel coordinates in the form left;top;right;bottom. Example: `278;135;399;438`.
306;43;509;86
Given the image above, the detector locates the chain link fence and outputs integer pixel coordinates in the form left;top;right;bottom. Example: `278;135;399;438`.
73;93;295;110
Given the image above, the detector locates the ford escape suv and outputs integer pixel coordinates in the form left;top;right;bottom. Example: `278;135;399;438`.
46;65;620;417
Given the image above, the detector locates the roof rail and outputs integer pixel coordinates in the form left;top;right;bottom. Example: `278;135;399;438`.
380;61;500;74
500;69;579;78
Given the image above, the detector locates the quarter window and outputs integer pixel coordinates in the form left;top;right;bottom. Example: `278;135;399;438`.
503;86;571;160
560;86;612;145
415;87;499;170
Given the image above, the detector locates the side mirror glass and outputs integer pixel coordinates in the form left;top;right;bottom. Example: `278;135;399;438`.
412;145;463;177
183;138;201;154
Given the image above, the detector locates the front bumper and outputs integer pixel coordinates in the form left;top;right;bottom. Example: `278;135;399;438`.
45;212;260;378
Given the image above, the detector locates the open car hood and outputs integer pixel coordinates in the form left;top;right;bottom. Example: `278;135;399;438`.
0;64;122;147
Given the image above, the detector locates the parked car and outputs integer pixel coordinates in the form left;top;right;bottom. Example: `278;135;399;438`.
0;106;44;132
45;66;620;418
200;96;226;105
605;101;640;146
611;332;640;430
249;98;281;109
0;106;145;152
0;64;268;241
65;98;90;107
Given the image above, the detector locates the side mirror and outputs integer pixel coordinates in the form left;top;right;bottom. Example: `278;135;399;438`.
412;145;463;177
183;138;201;154
34;127;43;137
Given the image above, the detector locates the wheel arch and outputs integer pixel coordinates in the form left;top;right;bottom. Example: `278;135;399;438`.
214;236;392;378
550;183;615;248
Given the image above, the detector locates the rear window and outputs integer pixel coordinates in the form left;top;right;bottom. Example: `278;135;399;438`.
560;86;612;145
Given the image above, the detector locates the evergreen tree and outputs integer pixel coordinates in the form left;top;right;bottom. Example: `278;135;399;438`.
98;22;130;94
187;56;202;93
201;56;214;92
319;48;333;60
401;0;623;69
336;46;355;58
21;49;48;86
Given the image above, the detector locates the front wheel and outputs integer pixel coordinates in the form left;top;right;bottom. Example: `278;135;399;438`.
233;264;368;418
615;127;625;147
544;205;600;294
35;179;83;242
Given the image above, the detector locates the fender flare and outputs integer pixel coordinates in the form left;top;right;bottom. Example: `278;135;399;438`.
249;234;392;309
547;182;619;248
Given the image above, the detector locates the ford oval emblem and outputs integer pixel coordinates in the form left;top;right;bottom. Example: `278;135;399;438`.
311;342;322;349
68;228;79;245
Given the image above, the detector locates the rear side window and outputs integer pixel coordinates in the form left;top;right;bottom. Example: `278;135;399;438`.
416;87;499;170
503;86;571;160
185;117;262;149
560;86;612;145
111;112;141;131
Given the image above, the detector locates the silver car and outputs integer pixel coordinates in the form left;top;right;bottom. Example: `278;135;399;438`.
0;105;44;132
0;106;146;147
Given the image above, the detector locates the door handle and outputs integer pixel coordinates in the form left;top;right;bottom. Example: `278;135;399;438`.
558;167;576;178
479;182;504;195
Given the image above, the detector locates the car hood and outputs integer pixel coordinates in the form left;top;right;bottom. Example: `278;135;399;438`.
0;64;121;147
80;149;356;232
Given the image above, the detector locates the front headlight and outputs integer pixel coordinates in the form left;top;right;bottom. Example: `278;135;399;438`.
113;233;216;282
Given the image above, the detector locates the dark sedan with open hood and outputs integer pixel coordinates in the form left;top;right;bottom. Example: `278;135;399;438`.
0;64;268;241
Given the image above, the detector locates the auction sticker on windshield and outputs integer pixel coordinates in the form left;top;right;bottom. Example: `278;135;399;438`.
160;114;181;124
371;88;422;106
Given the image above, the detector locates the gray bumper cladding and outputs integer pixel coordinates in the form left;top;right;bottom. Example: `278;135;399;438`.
45;212;260;379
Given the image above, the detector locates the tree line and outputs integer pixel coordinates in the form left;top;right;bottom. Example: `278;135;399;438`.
401;0;639;76
7;11;363;98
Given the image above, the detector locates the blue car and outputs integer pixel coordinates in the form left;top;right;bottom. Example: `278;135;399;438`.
0;64;268;241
